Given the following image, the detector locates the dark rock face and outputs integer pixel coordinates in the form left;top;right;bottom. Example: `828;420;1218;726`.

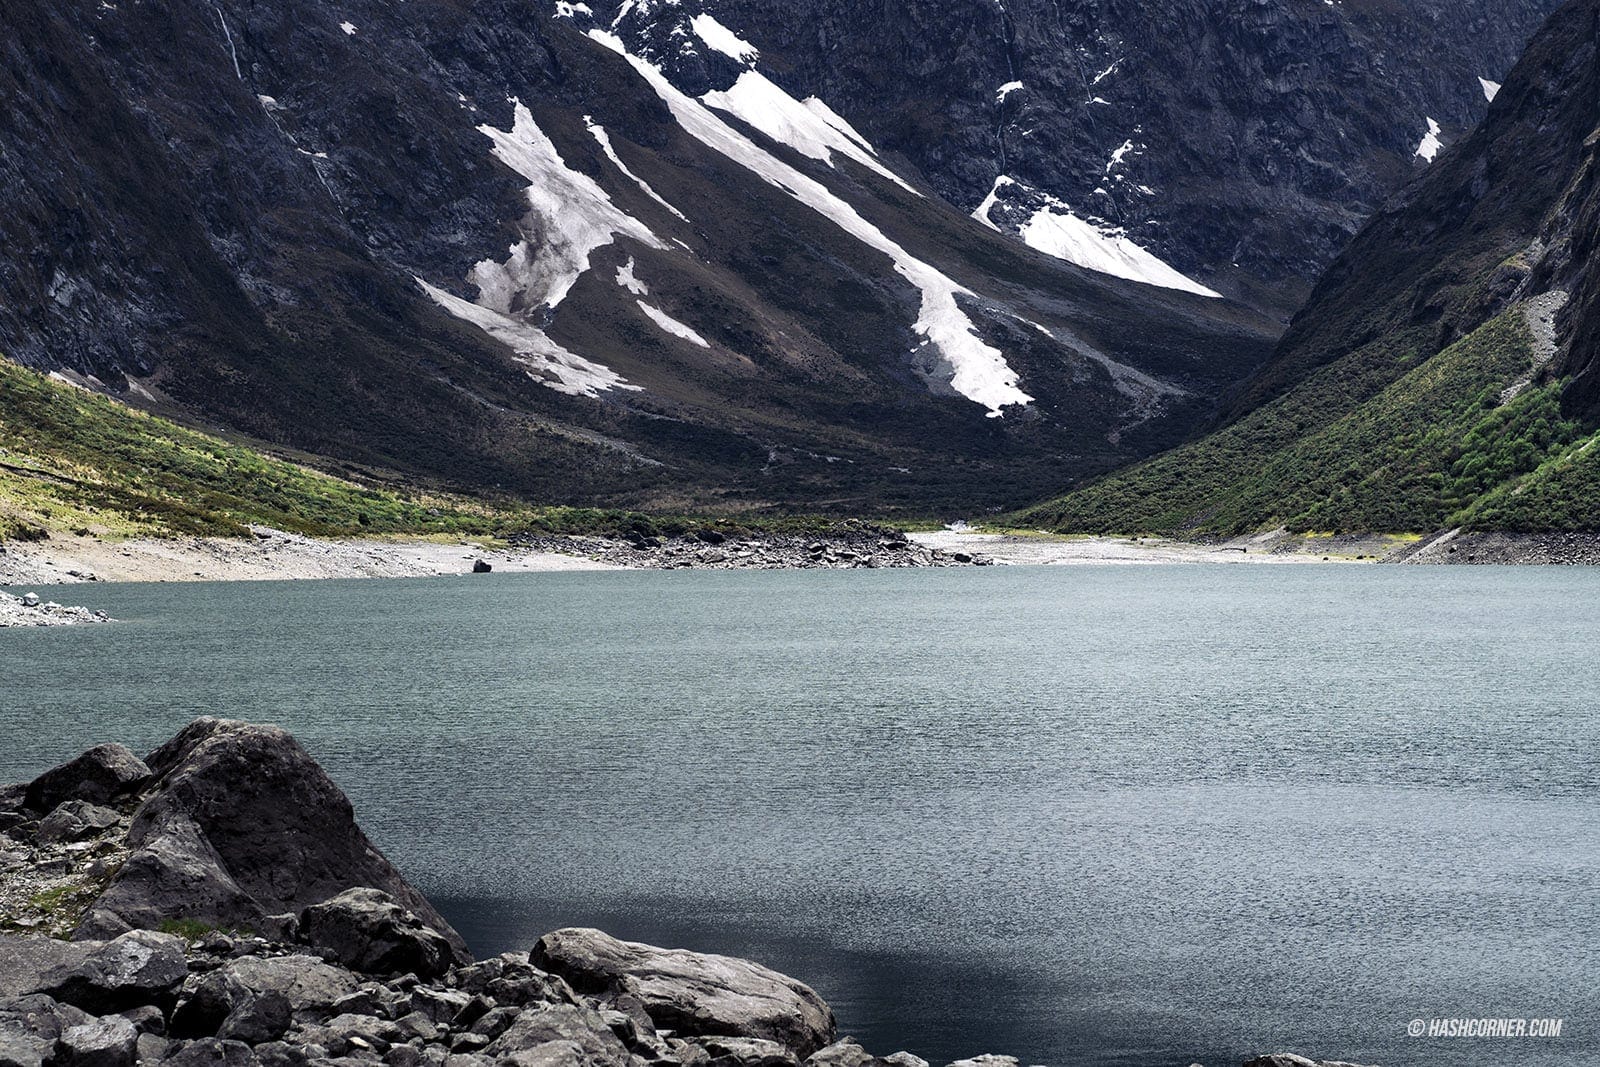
610;0;1561;309
80;719;466;960
533;927;837;1057
22;746;150;815
18;932;188;1015
1232;0;1600;414
0;0;1304;515
296;889;455;980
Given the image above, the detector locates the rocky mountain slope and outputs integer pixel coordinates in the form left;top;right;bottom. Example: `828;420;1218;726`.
0;720;1362;1067
600;0;1560;311
1020;0;1600;537
0;0;1557;516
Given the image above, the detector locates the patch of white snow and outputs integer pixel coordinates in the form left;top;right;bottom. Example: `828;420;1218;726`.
1416;117;1443;162
1479;77;1501;103
700;71;919;194
585;116;690;221
637;301;710;347
1019;201;1221;298
590;30;1030;416
690;13;759;63
339;20;357;35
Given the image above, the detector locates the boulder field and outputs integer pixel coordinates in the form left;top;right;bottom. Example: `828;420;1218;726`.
0;720;1367;1067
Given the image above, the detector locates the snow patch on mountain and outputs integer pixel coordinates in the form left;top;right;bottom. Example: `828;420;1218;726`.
418;280;638;397
638;301;710;347
690;13;759;63
470;100;665;315
1415;117;1444;162
974;177;1217;297
700;71;918;195
616;257;648;295
592;30;1031;416
1479;77;1502;102
585;116;690;221
424;101;664;397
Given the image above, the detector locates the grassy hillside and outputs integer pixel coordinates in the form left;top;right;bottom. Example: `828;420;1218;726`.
0;361;504;542
1016;309;1598;535
0;360;907;545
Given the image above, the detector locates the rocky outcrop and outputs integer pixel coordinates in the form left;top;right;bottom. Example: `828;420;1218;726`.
77;720;466;961
534;927;837;1057
0;592;110;629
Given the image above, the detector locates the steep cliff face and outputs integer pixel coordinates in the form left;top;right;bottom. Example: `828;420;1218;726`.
603;0;1561;309
1018;0;1600;535
0;0;1557;514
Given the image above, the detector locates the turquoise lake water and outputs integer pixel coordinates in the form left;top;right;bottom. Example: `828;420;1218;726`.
3;566;1597;1066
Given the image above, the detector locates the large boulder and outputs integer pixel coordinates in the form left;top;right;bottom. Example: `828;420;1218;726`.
0;932;187;1014
482;1004;633;1067
297;888;455;979
76;718;466;961
22;746;150;815
532;929;836;1058
170;955;359;1035
55;1015;138;1067
0;995;92;1067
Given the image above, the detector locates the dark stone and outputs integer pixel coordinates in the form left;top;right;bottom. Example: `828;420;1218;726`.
482;1005;632;1066
692;1036;800;1067
533;929;836;1057
471;560;492;574
15;932;187;1014
170;956;358;1036
297;889;454;980
0;995;90;1067
161;1038;260;1067
79;720;466;961
34;802;120;845
23;746;150;814
55;1015;138;1067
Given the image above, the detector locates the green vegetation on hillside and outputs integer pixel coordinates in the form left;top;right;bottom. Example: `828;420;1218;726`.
0;360;501;542
1017;310;1598;535
0;360;910;544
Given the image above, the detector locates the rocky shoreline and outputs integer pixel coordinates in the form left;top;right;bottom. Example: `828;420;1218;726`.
0;590;109;628
0;720;1367;1067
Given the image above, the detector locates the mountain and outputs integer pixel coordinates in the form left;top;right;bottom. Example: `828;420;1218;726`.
1019;0;1600;536
0;0;1557;516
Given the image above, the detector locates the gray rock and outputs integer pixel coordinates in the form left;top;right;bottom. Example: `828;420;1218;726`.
161;1038;260;1067
293;1014;401;1057
1243;1058;1376;1067
533;929;836;1057
215;989;290;1045
882;1055;928;1067
945;1058;1018;1067
23;745;150;814
117;1006;164;1036
693;1036;801;1067
297;890;454;980
402;989;467;1027
171;956;358;1035
482;1004;632;1066
0;938;94;999
806;1040;892;1067
56;1015;138;1067
35;802;120;845
134;1033;173;1062
81;720;465;960
0;994;90;1067
11;931;187;1014
0;784;28;817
